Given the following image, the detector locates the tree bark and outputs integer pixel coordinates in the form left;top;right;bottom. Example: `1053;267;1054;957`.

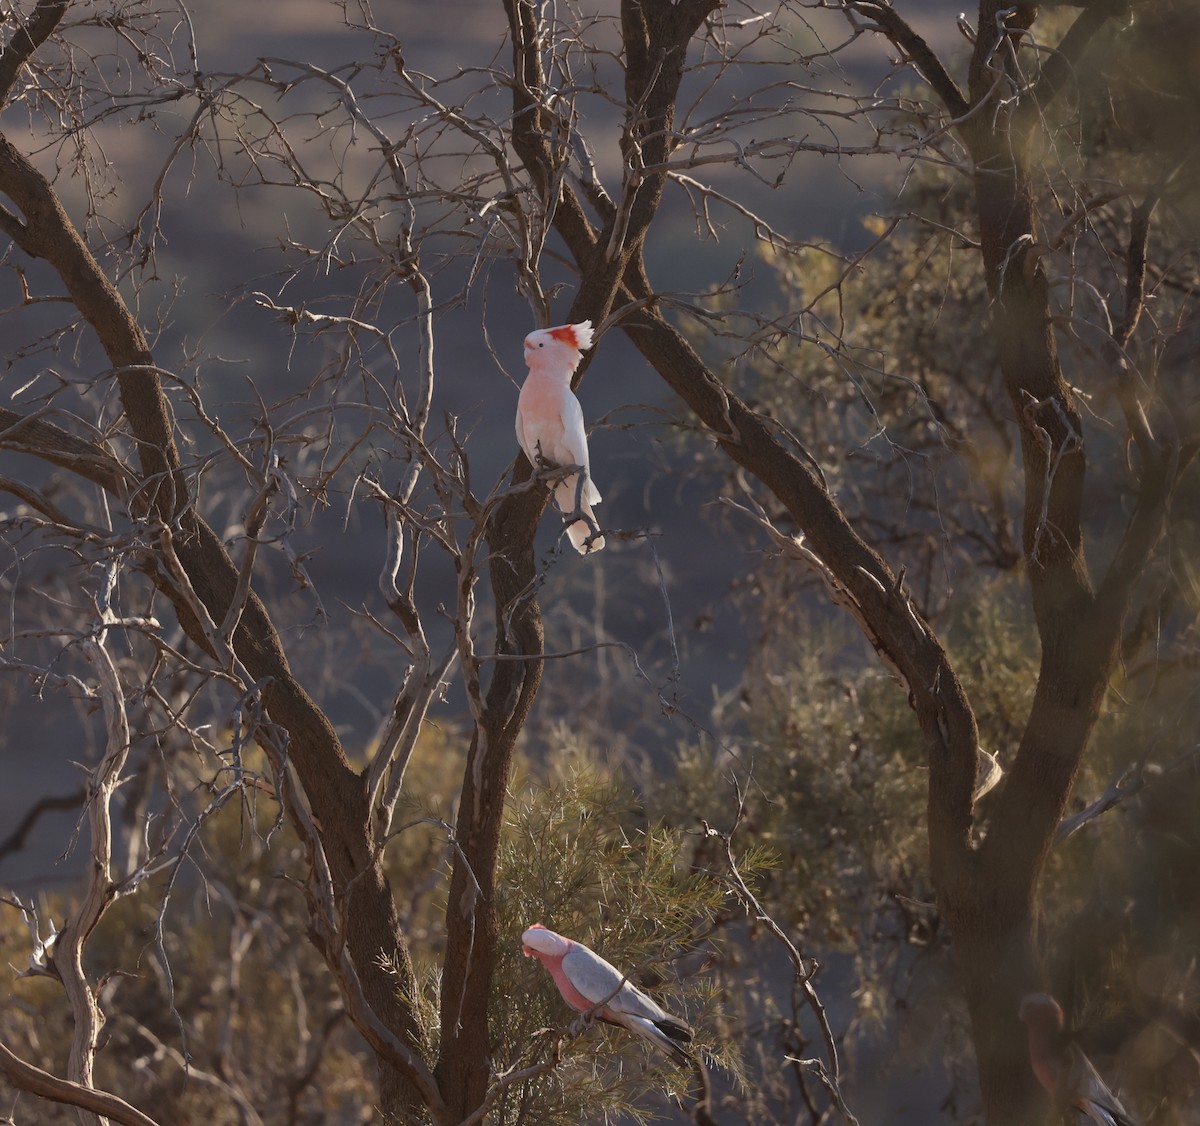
943;3;1168;1119
434;481;546;1121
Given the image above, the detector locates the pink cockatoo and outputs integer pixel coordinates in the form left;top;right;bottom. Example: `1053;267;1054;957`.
521;923;692;1064
1020;993;1136;1125
515;321;605;554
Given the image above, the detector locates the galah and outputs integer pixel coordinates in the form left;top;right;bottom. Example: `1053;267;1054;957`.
521;923;692;1064
515;320;605;554
1020;992;1136;1125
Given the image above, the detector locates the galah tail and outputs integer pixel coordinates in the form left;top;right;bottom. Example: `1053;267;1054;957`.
515;320;605;554
1020;993;1136;1125
521;923;692;1064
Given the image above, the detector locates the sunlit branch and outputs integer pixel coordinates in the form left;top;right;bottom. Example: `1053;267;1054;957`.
0;1039;161;1126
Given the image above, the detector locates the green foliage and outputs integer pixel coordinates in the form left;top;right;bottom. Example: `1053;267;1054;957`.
487;767;738;1126
1;777;377;1125
659;624;929;1026
645;578;1046;1068
1026;639;1200;1123
766;226;1015;577
943;582;1039;754
5;733;751;1126
1067;0;1200;180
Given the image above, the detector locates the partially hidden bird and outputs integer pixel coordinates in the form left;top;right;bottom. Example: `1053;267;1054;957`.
1020;992;1136;1125
521;923;692;1064
515;320;605;554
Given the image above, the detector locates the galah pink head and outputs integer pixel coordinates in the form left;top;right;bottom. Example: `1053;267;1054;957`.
522;923;570;958
1020;993;1065;1033
523;321;594;369
1020;992;1070;1097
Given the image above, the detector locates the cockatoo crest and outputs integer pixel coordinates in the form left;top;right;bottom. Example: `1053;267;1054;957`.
545;321;593;351
523;321;594;370
522;923;569;958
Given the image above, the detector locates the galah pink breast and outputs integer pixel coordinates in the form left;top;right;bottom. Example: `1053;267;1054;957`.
515;321;605;554
522;923;692;1064
1020;993;1136;1125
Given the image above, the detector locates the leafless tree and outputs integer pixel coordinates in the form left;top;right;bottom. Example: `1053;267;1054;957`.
0;1;1196;1124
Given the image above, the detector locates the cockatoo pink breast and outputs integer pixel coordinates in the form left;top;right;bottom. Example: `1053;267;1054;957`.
521;925;595;1011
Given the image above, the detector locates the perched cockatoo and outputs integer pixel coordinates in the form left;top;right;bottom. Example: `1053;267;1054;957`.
1020;993;1136;1125
521;923;692;1064
515;320;605;554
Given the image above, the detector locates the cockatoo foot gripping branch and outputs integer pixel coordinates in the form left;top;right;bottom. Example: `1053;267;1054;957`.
522;923;693;1065
528;446;605;551
515;320;606;555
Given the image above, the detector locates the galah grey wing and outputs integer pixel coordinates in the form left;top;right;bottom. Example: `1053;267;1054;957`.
560;944;693;1064
1076;1100;1135;1126
1068;1046;1136;1126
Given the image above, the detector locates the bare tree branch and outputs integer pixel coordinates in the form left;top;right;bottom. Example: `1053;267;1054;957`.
845;0;970;119
0;789;84;864
0;407;135;498
0;1038;161;1126
703;821;859;1126
1034;1;1121;109
0;0;69;109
